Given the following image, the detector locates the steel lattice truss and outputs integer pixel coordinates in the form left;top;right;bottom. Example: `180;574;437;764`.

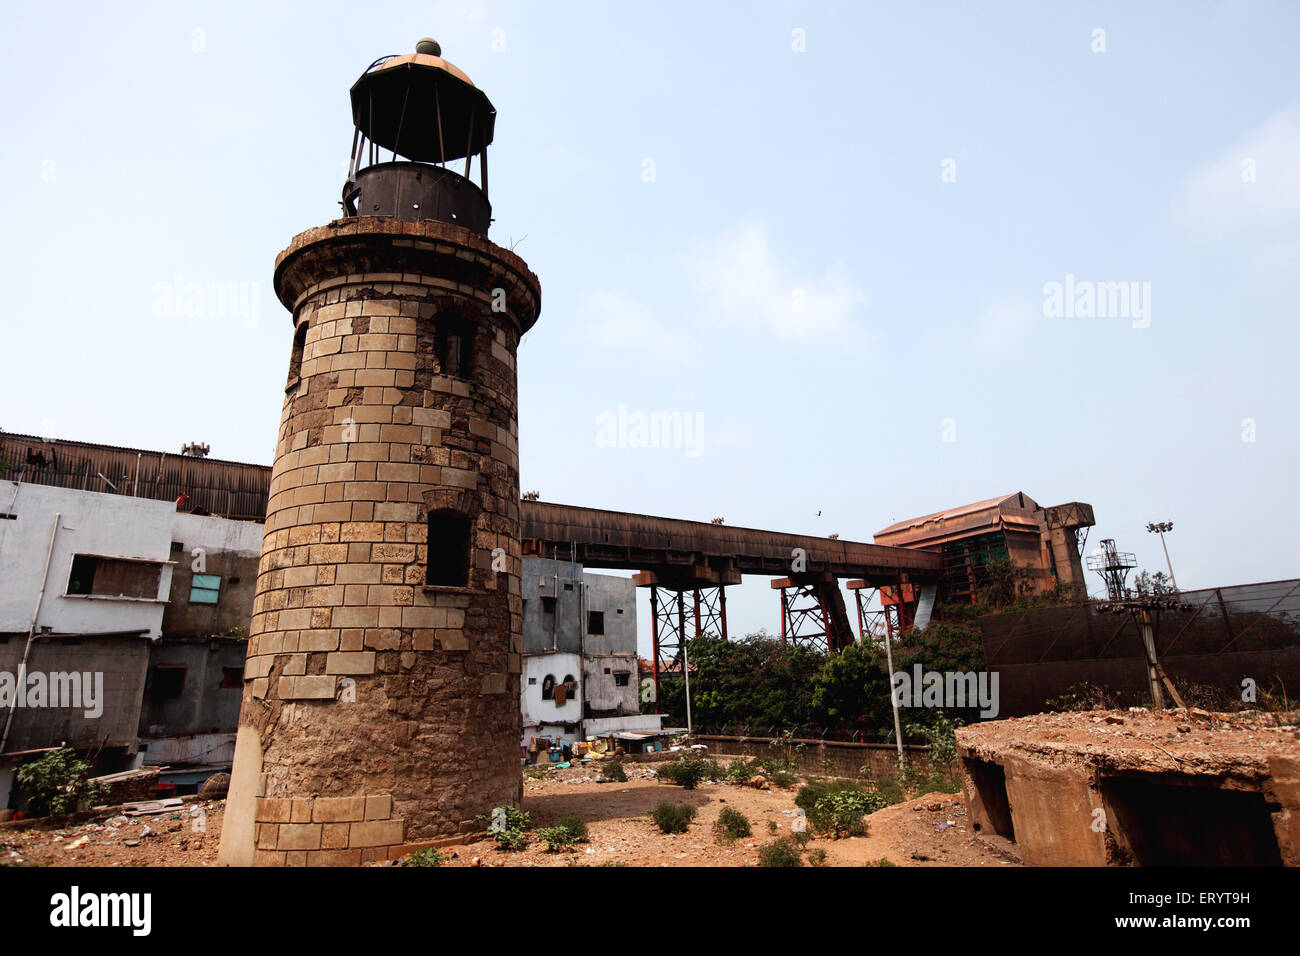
853;586;896;641
649;585;728;703
779;583;832;655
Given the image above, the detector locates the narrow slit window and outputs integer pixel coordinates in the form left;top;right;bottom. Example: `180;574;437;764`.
286;322;308;390
436;316;474;378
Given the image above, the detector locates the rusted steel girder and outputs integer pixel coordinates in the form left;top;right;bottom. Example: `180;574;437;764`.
521;500;942;580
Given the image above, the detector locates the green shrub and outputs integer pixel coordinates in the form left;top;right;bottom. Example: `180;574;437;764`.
797;779;888;837
713;806;752;844
871;857;897;867
554;815;588;843
476;805;531;851
768;770;797;789
536;825;581;852
758;837;803;867
813;789;887;837
806;848;828;866
656;756;718;790
602;761;628;782
650;801;697;834
724;758;755;783
15;748;104;817
401;847;446;866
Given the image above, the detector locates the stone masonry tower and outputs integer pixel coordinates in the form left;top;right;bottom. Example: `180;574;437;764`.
219;39;540;865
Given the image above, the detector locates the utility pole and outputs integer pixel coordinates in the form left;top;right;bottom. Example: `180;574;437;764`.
1146;521;1178;592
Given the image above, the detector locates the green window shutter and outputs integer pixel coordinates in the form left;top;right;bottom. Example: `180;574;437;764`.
190;574;222;605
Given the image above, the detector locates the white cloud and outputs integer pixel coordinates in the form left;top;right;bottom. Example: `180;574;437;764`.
1176;109;1300;234
685;220;868;342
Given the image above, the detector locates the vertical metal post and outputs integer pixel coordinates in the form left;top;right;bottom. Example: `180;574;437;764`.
1158;529;1178;592
881;620;905;775
718;585;728;642
650;584;661;710
1139;608;1165;709
678;590;691;735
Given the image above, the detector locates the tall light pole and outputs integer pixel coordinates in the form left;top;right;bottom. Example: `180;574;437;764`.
1146;521;1178;592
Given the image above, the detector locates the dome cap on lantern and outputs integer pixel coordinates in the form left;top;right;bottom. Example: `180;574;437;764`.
349;40;496;163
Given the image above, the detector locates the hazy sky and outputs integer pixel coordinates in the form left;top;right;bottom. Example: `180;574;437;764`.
3;1;1297;654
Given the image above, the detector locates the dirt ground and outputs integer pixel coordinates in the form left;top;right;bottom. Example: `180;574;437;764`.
0;763;1013;867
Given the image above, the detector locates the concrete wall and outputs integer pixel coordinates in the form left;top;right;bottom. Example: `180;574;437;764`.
0;482;174;639
522;651;582;732
0;635;149;753
521;557;637;719
138;637;246;738
162;513;263;639
694;735;950;779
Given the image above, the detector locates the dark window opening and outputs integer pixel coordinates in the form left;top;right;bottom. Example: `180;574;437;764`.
962;757;1015;841
170;541;184;554
1101;775;1284;866
616;608;624;614
220;667;243;689
541;674;556;700
563;583;573;591
426;510;471;587
147;666;186;700
541;596;556;614
67;554;160;599
587;611;605;635
614;673;630;687
562;674;577;699
528;677;537;685
436;316;474;378
286;322;308;390
0;513;15;520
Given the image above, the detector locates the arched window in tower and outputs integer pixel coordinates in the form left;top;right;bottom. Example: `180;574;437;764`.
426;509;471;587
436;315;474;377
286;322;308;390
541;674;556;701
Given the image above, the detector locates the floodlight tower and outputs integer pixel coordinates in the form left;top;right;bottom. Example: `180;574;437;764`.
1086;539;1137;601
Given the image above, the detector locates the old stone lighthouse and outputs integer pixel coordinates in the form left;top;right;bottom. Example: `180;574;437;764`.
219;38;540;865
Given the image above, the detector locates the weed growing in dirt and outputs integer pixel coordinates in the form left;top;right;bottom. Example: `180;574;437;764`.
602;761;628;782
758;836;803;867
713;806;752;844
650;801;697;834
656;756;720;790
796;779;888;837
401;847;446;866
477;805;531;851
